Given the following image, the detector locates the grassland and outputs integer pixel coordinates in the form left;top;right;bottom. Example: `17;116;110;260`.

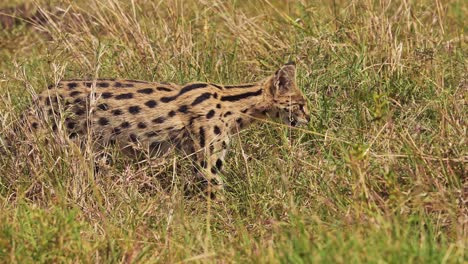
0;0;466;263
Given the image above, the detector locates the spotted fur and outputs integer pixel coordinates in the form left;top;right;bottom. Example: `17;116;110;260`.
23;63;310;196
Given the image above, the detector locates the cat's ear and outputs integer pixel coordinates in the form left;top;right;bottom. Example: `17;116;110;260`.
272;62;296;93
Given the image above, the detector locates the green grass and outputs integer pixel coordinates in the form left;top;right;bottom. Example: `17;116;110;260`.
0;0;466;263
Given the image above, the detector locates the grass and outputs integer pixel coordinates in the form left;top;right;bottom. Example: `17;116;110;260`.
0;0;466;263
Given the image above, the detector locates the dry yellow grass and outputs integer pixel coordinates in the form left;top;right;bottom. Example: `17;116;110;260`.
0;0;466;262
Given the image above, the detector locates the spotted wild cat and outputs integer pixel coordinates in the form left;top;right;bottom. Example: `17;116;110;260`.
21;62;310;196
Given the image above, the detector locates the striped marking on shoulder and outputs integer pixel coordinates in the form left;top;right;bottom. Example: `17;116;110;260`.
224;84;256;89
161;83;208;103
220;89;262;102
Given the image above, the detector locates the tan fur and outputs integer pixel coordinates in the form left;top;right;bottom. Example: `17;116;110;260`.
24;63;310;196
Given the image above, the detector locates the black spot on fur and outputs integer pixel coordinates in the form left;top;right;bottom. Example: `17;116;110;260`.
137;122;147;129
178;105;188;113
97;103;109;111
69;132;78;138
73;98;83;104
138;88;154;94
112;127;121;135
68;82;78;89
236;118;243;127
31;122;39;129
216;159;223;170
191;92;212;106
121;121;131;128
115;82;134;88
98;117;109;126
210;167;217;174
241;109;248;113
84;82;93;87
216;104;221;109
199;127;205;147
206;110;215;119
101;92;113;99
152;117;166;124
97;82;110;88
128;105;141;114
188;116;198;127
145;100;157;108
160;97;173;103
200;161;207;168
129;134;138;142
223;111;232;117
67;122;76;129
111;109;123;116
210;83;223;89
75;108;85;115
45;97;51;106
214;126;221;135
213;93;218;99
199;127;205;148
115;93;133;100
168;111;176;117
157;87;172;92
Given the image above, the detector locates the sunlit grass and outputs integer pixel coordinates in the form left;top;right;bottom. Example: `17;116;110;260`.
0;0;466;262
